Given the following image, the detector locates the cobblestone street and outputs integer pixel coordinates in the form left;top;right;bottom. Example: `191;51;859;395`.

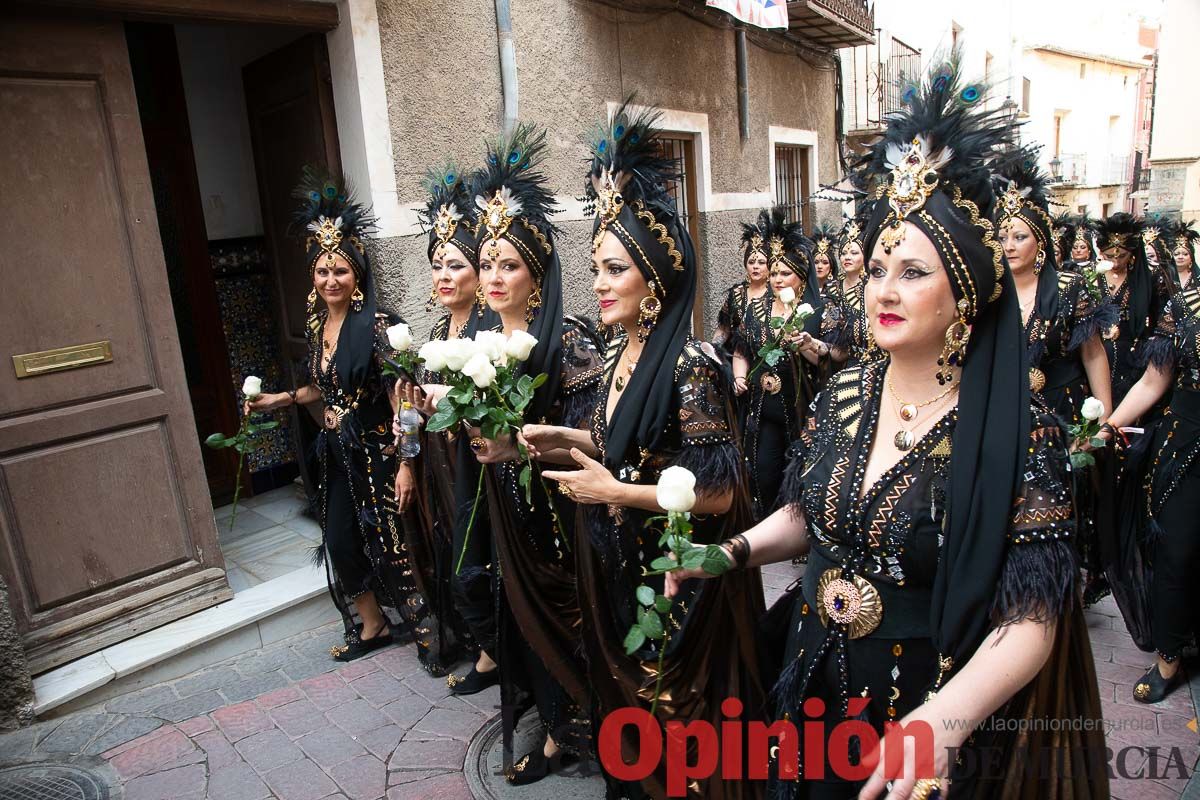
0;563;1196;799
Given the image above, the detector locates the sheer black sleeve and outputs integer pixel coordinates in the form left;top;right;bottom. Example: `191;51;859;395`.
558;320;605;429
670;345;740;497
1063;272;1119;352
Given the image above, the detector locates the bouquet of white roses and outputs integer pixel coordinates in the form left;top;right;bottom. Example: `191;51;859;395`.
625;466;732;713
1080;259;1113;305
1068;396;1106;469
749;286;816;376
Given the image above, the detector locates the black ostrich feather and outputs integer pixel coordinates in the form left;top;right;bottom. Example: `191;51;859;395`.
291;166;376;240
993;144;1052;213
1169;218;1199;248
419;161;476;232
853;47;1013;215
470;122;558;233
585;97;680;213
1096;212;1144;250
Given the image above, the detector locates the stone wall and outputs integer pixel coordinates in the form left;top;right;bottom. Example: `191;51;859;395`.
0;576;34;730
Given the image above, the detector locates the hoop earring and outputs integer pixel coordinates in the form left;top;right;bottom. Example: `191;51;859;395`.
637;281;661;343
425;287;438;313
475;284;486;318
350;286;365;313
306;287;318;319
1034;248;1046;275
525;285;542;325
936;311;970;386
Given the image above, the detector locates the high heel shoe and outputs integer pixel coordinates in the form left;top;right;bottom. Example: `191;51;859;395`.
1132;662;1181;703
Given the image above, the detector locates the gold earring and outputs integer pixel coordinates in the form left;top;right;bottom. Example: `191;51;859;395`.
350;286;365;313
637;281;661;343
475;284;486;318
306;287;318;319
425;287;438;312
936;312;970;385
1034;248;1046;274
525;285;542;324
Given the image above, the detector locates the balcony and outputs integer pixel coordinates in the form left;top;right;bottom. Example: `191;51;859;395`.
1103;155;1130;187
842;34;920;133
785;0;874;49
1049;153;1087;186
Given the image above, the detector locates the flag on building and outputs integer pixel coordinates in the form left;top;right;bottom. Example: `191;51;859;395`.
706;0;788;30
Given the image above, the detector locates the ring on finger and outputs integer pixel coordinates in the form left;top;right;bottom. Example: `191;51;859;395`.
557;483;575;498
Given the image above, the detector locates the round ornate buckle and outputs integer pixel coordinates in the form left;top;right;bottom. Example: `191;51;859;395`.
323;405;346;430
815;568;883;639
760;373;782;395
1029;367;1046;393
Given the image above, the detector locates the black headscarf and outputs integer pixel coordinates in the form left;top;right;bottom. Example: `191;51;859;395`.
470;124;563;422
1097;212;1152;338
585;101;697;471
1167;217;1198;286
856;53;1029;675
994;146;1060;321
811;223;840;280
292;168;379;397
741;207;823;314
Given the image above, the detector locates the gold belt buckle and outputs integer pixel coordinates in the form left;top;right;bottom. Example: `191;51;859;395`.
815;568;882;639
323;405;347;430
760;372;782;395
1029;367;1046;393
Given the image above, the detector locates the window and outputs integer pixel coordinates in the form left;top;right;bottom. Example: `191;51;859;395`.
1021;78;1031;114
1079;63;1087;79
654;134;704;333
774;144;811;231
1102;202;1113;217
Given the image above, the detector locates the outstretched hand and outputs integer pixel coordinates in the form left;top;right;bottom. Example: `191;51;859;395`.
542;448;623;506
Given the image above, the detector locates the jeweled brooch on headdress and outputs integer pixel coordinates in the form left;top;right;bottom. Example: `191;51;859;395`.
843;219;862;244
476;186;524;244
880;135;952;253
308;216;344;254
769;235;785;262
1142;226;1160;245
815;237;830;257
433;203;463;249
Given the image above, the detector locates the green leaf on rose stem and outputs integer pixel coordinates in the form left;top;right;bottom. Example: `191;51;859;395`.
681;547;707;569
639;609;665;639
650;556;677;571
234;441;251;454
1067;424;1081;437
624;626;647;655
517;374;534;395
636;585;655;607
769;316;784;329
702;545;734;575
204;433;229;449
487;407;508;425
530;373;548;389
512;395;531;412
426;410;458;432
1090;436;1107;449
654;595;673;614
450;387;475;405
764;349;784;367
519;464;531;490
1070;451;1095;469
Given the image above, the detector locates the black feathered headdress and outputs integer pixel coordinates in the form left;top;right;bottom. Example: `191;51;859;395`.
421;163;479;267
292;167;376;279
838;214;867;256
585;99;700;472
854;50;1030;689
1169;218;1198;263
1097;212;1153;337
472;124;558;278
994;145;1059;317
811;221;839;268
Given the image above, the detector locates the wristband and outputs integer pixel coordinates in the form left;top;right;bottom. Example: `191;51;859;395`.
287;389;298;406
722;534;751;569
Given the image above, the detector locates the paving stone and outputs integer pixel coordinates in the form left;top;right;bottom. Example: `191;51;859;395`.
175;666;242;699
269;698;327;738
301;677;358;712
373;648;425;680
337;658;381;681
213;700;276;742
177;716;215;737
412;707;487;741
0;722;47;760
380;695;432;729
106;727;196;780
387;737;467;771
283;657;334;682
296;726;367;769
122;762;207;800
1112;646;1156;669
83;716;164;755
263;757;339;800
386;769;448;786
351;671;409;708
222;670;291;703
330;753;388;800
385;771;470;799
236;645;297;676
105;684;179;714
155;689;226;722
256;685;304;709
328;698;388;736
356;724;404;760
207;761;274;800
401;669;452;702
291;630;346;662
38;712;120;753
194;730;243;770
236;728;306;773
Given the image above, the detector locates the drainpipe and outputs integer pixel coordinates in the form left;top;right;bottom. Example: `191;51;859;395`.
736;25;750;140
494;0;518;134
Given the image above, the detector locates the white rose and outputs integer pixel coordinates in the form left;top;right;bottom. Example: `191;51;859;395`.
795;302;815;318
461;352;497;388
1094;260;1113;274
777;286;797;307
418;340;448;372
1081;397;1105;421
443;339;477;372
656;465;697;513
386;323;413;352
504;330;538;362
474;330;508;364
242;376;263;398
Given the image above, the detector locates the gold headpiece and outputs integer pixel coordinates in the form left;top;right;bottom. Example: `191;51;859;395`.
1073;226;1089;246
1142;226;1160;245
815;238;830;257
591;171;625;253
880;136;951;253
433;204;463;250
843;220;862;244
476;187;522;244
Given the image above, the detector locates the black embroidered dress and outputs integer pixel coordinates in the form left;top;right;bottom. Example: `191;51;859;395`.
819;279;872;368
769;363;1084;799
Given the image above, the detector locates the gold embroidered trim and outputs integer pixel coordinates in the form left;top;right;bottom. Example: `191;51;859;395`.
634;201;684;272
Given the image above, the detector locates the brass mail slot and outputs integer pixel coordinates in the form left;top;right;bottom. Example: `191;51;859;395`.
13;341;113;378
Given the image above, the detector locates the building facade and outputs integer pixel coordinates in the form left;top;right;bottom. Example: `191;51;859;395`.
0;0;869;725
1148;0;1200;222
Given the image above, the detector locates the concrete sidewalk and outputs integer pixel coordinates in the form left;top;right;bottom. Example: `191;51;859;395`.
0;562;1195;799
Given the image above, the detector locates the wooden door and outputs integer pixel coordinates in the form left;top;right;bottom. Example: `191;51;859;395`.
243;34;342;496
0;14;230;674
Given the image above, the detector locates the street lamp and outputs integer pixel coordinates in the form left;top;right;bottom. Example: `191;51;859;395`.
1049;156;1062;182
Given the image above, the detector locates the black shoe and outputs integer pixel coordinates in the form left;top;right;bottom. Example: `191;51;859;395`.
1132;663;1180;703
505;748;578;786
446;664;499;695
330;629;393;662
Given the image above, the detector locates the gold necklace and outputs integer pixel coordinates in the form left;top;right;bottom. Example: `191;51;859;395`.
886;373;958;451
614;348;640;392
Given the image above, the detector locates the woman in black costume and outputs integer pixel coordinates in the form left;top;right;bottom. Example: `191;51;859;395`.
714;223;772;363
1060;213;1098;270
820;217;873;368
247;171;419;662
1100;276;1200;703
527;104;766;800
672;57;1107;800
732;208;825;518
1167;218;1197;291
1097;213;1163;406
459;124;604;784
811;224;838;293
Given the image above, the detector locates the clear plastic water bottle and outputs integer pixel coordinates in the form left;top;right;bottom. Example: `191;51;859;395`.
398;401;421;459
